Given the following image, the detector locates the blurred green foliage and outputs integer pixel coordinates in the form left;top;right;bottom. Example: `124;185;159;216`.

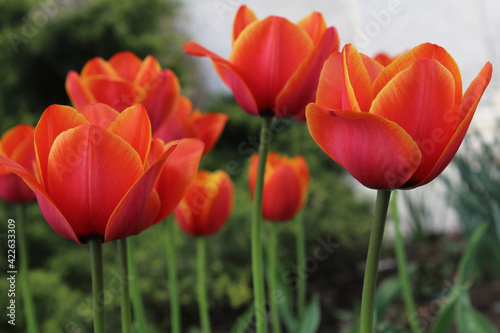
0;0;376;332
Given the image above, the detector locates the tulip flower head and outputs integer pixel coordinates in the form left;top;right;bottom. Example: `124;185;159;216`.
0;103;203;244
306;43;492;190
153;96;228;155
249;152;310;222
0;124;36;202
174;170;234;236
184;5;340;118
66;52;181;132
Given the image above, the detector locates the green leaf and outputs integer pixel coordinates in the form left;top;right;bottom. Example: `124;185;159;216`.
374;275;401;320
429;295;458;333
456;296;498;333
296;296;321;333
456;223;489;286
228;304;255;333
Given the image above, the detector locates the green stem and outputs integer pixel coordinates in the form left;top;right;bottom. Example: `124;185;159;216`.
17;204;38;333
118;238;132;333
390;193;423;333
295;210;306;321
360;190;392;333
127;237;147;333
267;224;281;333
165;217;181;333
197;238;211;333
252;116;273;333
89;239;105;333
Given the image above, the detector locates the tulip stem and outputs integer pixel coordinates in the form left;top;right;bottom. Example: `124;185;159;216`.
295;210;306;321
267;224;281;333
118;238;132;333
390;193;423;333
89;238;105;333
360;190;391;333
252;116;273;333
127;237;148;333
165;217;181;333
17;204;39;333
197;238;211;333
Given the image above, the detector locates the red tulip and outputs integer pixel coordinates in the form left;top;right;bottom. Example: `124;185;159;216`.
153;96;228;155
66;52;180;131
249;152;309;222
174;170;234;236
149;137;204;225
0;103;194;243
184;5;339;118
0;124;36;202
306;43;492;190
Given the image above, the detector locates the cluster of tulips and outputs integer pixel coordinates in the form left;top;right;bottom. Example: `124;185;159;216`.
0;4;492;333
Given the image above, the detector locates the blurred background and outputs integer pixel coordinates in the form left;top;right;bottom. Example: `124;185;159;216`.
0;0;499;332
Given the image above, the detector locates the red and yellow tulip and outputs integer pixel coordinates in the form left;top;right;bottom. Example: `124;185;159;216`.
66;52;180;131
0;103;203;243
306;43;492;190
0;124;36;202
174;170;234;236
249;152;309;222
153;96;228;155
184;5;339;118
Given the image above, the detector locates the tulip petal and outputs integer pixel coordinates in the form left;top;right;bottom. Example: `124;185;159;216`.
34;105;89;186
81;57;118;77
104;141;177;241
297;12;327;44
78;103;120;127
135;55;162;87
315;51;344;110
46;125;144;240
342;44;374;112
153;138;204;223
360;54;384;83
192;112;229;154
0;155;79;243
108;104;152;164
108;51;143;81
263;163;303;221
0;173;35;203
184;41;259;116
84;76;143;111
371;59;456;182
200;171;234;234
409;62;493;188
232;5;258;43
373;43;462;117
0;124;35;157
66;71;97;107
230;16;313;112
275;27;340;117
139;69;180;131
306;104;421;190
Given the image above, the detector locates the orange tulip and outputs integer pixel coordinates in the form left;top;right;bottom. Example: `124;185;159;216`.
0;124;36;202
184;5;340;118
66;52;180;131
153;96;228;155
174;170;234;236
306;43;492;190
0;103;202;244
249;152;309;222
373;52;396;67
